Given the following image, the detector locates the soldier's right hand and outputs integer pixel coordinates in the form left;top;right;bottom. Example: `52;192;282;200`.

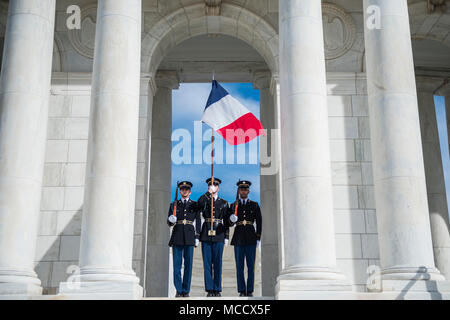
229;214;238;223
168;215;177;224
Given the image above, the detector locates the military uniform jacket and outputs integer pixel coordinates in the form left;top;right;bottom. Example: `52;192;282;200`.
167;199;201;247
230;199;262;246
197;193;231;242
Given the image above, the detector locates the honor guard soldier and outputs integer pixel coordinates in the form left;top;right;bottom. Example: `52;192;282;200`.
229;180;262;297
167;181;201;297
197;177;231;297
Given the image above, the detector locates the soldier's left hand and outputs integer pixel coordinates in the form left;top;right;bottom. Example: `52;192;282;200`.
256;240;260;248
195;239;199;247
168;215;177;224
224;239;229;247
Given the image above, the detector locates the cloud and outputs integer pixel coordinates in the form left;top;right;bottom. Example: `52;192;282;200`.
434;96;450;221
173;83;211;121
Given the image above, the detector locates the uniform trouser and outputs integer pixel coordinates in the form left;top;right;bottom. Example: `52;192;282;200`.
234;244;257;294
172;245;194;294
201;241;224;292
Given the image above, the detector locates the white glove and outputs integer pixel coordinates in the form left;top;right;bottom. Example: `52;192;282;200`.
224;239;229;247
195;239;200;247
256;240;260;248
168;215;177;224
230;215;238;223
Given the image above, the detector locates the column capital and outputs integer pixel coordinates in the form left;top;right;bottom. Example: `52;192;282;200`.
270;73;279;96
415;76;448;94
155;70;180;90
435;79;450;96
252;70;272;90
140;73;157;96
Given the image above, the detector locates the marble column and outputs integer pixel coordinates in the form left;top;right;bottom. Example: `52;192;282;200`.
140;76;156;295
0;0;56;296
59;0;143;299
276;0;350;299
417;77;450;280
254;71;279;296
270;75;285;276
363;0;444;283
270;74;284;278
145;71;178;297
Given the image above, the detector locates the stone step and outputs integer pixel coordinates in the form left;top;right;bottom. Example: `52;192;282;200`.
142;296;274;300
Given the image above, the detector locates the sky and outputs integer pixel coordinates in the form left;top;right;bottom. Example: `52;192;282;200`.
171;82;261;203
434;96;450;211
170;84;450;219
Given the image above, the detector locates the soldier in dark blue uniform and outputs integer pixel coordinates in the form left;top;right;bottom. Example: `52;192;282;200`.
167;181;201;297
197;177;231;297
229;180;262;297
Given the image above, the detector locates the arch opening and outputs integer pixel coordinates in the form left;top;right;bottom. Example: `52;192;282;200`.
142;4;279;298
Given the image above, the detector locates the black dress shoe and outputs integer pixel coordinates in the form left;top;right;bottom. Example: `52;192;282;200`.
247;292;253;297
239;292;246;297
215;291;221;297
207;291;214;297
183;293;189;297
175;292;182;298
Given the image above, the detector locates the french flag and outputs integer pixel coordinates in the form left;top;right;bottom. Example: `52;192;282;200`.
201;80;265;145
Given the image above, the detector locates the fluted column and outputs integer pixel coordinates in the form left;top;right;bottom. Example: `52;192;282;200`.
417;77;450;280
59;0;143;299
145;71;178;297
270;75;285;277
254;71;279;296
0;0;56;296
363;0;444;283
276;0;350;299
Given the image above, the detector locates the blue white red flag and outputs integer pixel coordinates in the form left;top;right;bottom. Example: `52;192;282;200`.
201;80;265;145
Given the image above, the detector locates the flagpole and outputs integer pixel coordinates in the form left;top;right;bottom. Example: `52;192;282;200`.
209;72;215;236
209;129;215;235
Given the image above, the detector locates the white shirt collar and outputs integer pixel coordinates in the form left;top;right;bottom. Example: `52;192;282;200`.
207;193;218;200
